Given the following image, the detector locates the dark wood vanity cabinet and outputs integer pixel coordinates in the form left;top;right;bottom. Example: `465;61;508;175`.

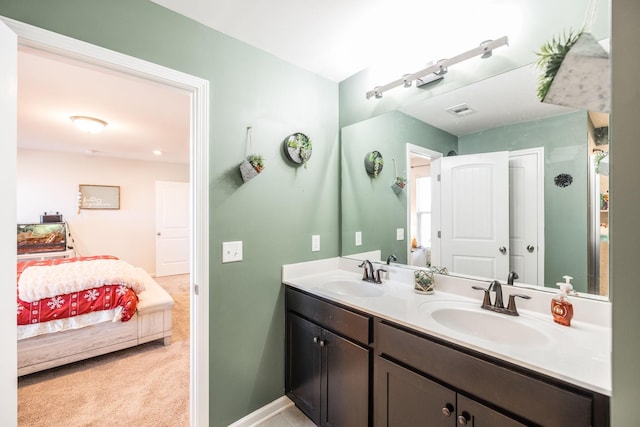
375;320;610;427
285;286;609;427
285;287;372;426
375;357;526;427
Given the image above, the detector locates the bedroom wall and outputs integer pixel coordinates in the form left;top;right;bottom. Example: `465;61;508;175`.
17;149;189;275
0;1;340;426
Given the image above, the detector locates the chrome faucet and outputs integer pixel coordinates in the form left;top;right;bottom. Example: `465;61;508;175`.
358;260;385;284
472;279;531;316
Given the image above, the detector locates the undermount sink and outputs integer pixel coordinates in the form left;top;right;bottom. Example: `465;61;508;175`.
317;278;384;298
420;302;550;347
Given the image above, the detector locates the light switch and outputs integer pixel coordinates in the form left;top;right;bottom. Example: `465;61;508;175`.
222;241;243;263
396;228;405;241
355;231;362;246
312;235;320;252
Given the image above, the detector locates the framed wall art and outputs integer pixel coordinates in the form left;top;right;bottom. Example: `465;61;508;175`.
78;184;120;210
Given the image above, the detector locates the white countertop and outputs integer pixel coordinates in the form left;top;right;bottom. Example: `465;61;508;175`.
282;257;612;396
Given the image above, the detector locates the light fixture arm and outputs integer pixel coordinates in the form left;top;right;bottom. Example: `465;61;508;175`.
366;36;508;99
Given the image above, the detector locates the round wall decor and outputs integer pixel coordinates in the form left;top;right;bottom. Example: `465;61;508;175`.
283;132;312;167
364;151;384;177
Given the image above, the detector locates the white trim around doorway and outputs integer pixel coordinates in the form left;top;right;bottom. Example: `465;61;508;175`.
1;16;210;427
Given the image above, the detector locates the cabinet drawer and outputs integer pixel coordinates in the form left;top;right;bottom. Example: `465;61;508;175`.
377;320;593;427
286;287;371;345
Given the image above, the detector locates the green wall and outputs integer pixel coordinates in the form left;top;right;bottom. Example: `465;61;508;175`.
611;0;640;425
0;1;339;425
341;110;456;263
458;111;589;292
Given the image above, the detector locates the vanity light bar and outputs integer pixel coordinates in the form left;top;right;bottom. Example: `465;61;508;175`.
366;36;509;100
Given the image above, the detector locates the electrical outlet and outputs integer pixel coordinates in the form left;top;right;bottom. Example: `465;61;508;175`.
312;235;320;252
355;231;362;246
396;228;405;241
222;241;243;263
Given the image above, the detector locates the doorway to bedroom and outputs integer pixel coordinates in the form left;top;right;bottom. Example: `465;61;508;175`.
10;17;209;427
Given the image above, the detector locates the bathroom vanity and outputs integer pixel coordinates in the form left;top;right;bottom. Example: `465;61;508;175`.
283;257;611;427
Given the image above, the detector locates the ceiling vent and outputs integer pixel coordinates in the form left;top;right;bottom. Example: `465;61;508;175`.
445;103;476;117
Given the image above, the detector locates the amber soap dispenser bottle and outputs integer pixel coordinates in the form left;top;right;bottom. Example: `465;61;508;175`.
551;275;574;326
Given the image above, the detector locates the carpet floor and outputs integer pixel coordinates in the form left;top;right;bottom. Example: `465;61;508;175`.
18;274;190;427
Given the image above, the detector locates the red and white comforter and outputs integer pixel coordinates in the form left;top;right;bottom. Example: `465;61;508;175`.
17;255;144;327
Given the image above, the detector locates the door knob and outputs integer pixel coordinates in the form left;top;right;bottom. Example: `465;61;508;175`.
527;245;535;253
499;246;507;254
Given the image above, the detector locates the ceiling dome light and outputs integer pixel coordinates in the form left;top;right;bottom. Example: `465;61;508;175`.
70;115;108;134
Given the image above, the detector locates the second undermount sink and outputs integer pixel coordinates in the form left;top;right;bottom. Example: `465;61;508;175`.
317;278;384;298
420;302;550;347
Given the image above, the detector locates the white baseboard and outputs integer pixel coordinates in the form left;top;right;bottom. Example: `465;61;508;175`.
228;396;294;427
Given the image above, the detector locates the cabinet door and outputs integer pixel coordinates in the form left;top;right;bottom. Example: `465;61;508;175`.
375;357;456;427
287;313;322;424
457;395;526;427
323;329;370;427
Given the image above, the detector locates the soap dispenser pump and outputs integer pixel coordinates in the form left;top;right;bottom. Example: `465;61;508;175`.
551;275;574;326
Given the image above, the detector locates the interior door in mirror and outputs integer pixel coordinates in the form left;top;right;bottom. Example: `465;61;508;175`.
436;151;510;281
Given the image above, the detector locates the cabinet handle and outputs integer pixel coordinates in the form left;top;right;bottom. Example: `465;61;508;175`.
527;244;535;253
499;246;507;254
457;412;470;425
319;339;326;347
313;336;319;344
441;403;454;417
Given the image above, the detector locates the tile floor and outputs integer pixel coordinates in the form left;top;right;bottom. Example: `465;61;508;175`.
254;404;316;427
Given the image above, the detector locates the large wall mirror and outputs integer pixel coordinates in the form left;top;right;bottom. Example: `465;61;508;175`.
341;53;610;297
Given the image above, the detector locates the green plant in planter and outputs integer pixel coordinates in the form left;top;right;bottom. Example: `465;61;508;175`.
247;154;264;173
288;133;313;168
394;176;406;188
370;152;383;177
535;30;582;101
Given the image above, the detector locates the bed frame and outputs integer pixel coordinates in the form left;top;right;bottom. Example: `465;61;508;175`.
18;274;174;376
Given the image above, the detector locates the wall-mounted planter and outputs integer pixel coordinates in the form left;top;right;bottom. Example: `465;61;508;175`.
283;132;312;168
391;177;406;194
239;154;264;183
364;151;384;177
390;158;406;194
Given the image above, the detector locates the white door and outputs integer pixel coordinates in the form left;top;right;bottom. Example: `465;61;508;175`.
439;152;510;281
155;181;190;276
0;20;18;426
509;148;544;285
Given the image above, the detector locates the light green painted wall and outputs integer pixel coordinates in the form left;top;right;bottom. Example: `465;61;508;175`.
611;0;640;425
341;110;456;263
458;112;589;293
0;1;339;426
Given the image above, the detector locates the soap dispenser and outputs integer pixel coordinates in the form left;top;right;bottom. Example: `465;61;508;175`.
551;275;574;326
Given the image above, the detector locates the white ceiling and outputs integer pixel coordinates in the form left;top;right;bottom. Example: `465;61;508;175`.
18;47;191;164
16;1;607;164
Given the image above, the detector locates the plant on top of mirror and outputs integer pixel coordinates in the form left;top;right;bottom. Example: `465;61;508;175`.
535;30;582;102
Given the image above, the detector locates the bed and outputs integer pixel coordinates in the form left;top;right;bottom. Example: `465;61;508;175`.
17;255;174;376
